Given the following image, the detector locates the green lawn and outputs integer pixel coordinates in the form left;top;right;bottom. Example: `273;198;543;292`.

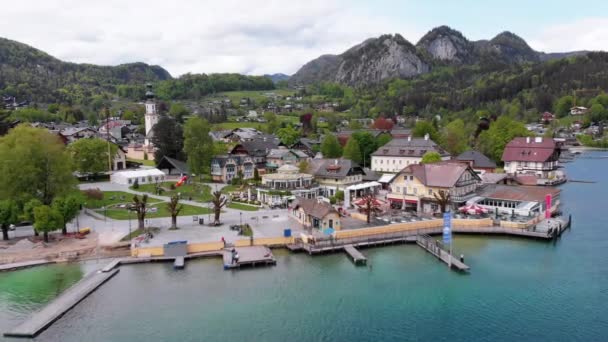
204;89;295;103
220;184;243;194
99;202;213;220
133;182;212;202
227;202;260;211
83;191;161;209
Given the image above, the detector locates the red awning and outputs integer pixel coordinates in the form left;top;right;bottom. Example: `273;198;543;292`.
387;197;417;204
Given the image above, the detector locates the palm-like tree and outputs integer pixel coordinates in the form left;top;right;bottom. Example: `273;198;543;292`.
131;194;148;230
433;190;451;213
211;191;228;225
167;195;183;230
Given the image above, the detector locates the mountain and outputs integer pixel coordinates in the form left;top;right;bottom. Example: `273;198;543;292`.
0;37;171;103
291;26;593;86
263;73;290;83
290;34;429;86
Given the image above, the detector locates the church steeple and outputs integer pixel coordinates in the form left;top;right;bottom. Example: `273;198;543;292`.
143;83;159;147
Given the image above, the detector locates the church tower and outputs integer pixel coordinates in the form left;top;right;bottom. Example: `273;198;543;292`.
143;83;159;146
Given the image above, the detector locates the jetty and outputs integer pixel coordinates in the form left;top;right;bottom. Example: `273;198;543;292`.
416;235;469;272
173;256;185;269
4;269;120;338
343;244;366;265
223;246;276;269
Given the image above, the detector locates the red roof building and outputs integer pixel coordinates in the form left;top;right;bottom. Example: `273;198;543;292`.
502;137;564;185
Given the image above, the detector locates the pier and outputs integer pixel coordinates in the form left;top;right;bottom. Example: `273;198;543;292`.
416;235;470;272
4;269;120;338
223;246;276;269
343;244;366;265
173;256;185;269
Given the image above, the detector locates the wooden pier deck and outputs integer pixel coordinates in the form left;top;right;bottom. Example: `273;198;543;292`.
4;269;120;338
416;235;469;272
173;256;185;269
223;246;276;270
343;245;366;265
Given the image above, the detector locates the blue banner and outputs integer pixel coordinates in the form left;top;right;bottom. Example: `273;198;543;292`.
443;212;452;245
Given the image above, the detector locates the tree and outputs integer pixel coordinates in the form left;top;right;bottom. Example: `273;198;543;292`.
0;200;19;241
372;117;394;130
375;133;392;148
52;195;81;235
352;131;377;167
264;112;280;134
413;121;441;143
320;134;342;158
33;205;62;243
300;113;313;133
298;159;309;173
276;125;301;146
433;190;451;213
131;195;148;230
589;103;607;123
211;191;228;225
342;136;362;163
421;151;442;164
68;138;117;176
442;119;469;156
167;196;183;230
360;194;380;224
0;125;75;205
168;103;190;122
253;168;261;184
151;116;184;164
183;116;213;178
554;95;574;118
476;116;531;162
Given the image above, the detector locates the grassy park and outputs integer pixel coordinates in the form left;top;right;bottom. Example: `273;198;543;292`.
227;202;259;211
99;201;213;220
83;191;161;209
133;182;213;202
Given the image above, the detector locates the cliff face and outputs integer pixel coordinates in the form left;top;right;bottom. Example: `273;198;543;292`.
290;25;591;86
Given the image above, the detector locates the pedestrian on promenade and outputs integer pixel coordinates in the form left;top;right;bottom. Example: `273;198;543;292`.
231;248;236;264
221;236;226;247
234;252;240;264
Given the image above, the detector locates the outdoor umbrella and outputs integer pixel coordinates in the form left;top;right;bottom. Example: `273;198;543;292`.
459;204;488;215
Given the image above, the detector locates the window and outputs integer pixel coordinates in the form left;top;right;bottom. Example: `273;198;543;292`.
393;160;396;164
396;186;400;193
428;189;433;195
414;188;417;194
409;176;414;181
128;179;132;184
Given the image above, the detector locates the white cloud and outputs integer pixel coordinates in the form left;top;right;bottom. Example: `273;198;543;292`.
0;0;420;76
527;17;608;52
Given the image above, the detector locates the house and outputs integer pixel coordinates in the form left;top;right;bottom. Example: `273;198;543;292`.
502;137;565;185
257;164;319;206
229;136;280;170
265;147;310;171
59;127;98;143
210;155;255;183
570;106;588;116
308;158;366;197
156;156;189;176
456;150;497;174
371;135;450;173
247;110;258;119
290;197;341;231
469;184;561;217
541;112;555;123
387;162;481;214
291;137;320;157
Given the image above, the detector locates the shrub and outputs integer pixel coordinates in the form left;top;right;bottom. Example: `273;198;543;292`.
169;183;176;190
132;179;139;189
82;188;103;200
329;196;337;205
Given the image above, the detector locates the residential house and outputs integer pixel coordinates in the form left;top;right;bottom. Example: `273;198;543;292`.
387;162;481;214
570;106;588;116
229;136;280;171
257;164;319;206
290;197;341;231
371;135;450;173
456;150;497;174
265;147;310;171
502;137;565;185
291;137;320;157
210;155;255;183
541;112;555;123
308;158;365;197
59;127;98;143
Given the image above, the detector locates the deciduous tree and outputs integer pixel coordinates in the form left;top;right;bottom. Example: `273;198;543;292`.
183;116;213;179
342;136;362;163
167;195;183;230
320;134;342;158
52;195;81;234
33;205;62;243
131;195;148;231
0;200;19;240
276;125;301;146
421;151;442;164
68;138;116;176
211;191;227;225
151;116;184;164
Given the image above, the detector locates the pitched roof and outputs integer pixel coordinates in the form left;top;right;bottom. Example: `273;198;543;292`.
479;184;560;202
156;156;189;174
372;138;450;157
293;198;337;219
456;150;497;168
399;162;479;188
501;137;559;162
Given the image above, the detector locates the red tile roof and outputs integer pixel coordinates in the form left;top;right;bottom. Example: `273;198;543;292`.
501;137;559;163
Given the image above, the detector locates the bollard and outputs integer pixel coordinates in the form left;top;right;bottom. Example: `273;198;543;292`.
460;254;464;263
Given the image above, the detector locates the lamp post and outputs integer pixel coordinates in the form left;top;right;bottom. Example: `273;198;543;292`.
240;212;242;227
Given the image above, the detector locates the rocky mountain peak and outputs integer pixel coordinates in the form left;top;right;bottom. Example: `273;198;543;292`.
416;26;474;63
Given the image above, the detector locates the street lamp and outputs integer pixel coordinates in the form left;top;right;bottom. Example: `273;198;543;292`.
240;212;242;226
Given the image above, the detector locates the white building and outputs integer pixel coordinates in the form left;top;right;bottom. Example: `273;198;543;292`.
110;168;165;186
144;83;160;147
370;135;451;173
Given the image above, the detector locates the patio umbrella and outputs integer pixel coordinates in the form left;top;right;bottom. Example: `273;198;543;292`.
323;228;335;235
353;198;384;207
459;204;487;215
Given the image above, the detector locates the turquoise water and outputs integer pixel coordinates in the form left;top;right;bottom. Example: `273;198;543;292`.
2;152;608;341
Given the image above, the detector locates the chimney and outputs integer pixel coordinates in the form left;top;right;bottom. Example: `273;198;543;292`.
407;136;412;142
526;137;531;144
424;133;429;141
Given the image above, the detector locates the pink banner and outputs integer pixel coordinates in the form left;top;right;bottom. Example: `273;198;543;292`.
545;194;552;219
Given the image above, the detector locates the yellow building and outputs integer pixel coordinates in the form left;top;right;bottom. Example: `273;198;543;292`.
387;162;480;214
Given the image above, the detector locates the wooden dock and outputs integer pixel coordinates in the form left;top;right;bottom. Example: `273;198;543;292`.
223;246;276;269
343;245;366;265
0;259;56;272
173;256;185;269
416;235;469;272
4;269;120;338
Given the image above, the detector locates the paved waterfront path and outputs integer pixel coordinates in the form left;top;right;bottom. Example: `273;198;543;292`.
4;269;120;338
0;259;55;272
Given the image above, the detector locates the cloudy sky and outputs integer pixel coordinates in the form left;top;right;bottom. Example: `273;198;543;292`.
1;0;607;77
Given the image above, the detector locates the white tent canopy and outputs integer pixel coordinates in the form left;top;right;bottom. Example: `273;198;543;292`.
378;174;397;184
344;181;382;208
111;168;165;185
